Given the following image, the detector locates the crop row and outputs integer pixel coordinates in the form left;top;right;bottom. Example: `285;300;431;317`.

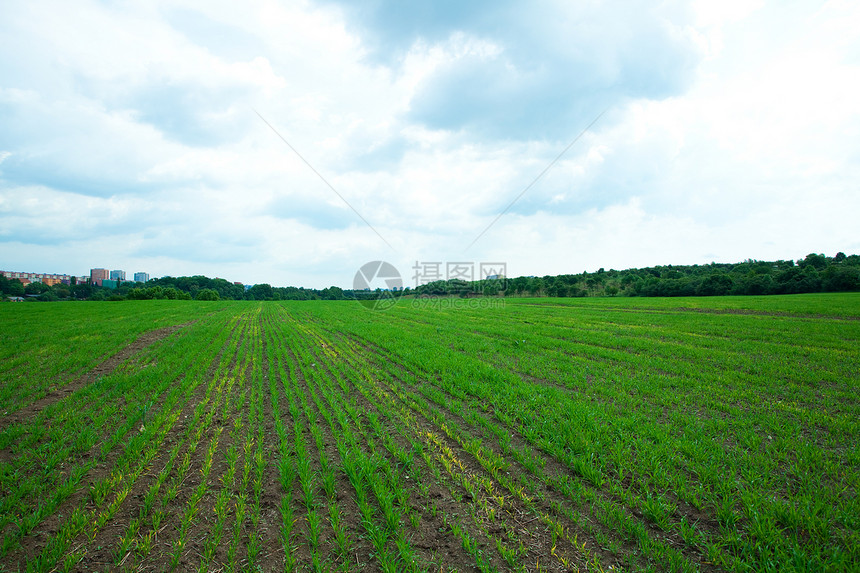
302;297;859;571
0;296;856;572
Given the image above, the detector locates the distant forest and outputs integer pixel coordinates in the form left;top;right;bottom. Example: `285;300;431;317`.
2;252;858;302
447;252;860;299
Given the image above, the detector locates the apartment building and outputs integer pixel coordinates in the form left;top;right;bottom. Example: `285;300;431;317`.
90;268;109;287
1;271;72;286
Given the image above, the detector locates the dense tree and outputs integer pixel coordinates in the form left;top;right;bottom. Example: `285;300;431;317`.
822;265;860;292
2;278;25;297
195;288;220;301
320;286;344;300
246;283;274;301
799;253;828;270
737;274;774;295
697;274;734;296
7;251;859;303
72;283;92;299
127;286;190;300
39;290;59;301
24;282;51;295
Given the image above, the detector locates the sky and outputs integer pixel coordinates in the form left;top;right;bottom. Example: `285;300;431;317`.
1;0;858;289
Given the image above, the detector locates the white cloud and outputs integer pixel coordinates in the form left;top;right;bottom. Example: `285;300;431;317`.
1;0;858;287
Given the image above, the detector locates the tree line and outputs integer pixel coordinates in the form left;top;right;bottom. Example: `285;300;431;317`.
0;274;348;302
518;252;858;297
2;252;858;302
411;252;860;298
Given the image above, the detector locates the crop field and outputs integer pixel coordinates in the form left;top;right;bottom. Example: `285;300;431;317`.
0;294;858;572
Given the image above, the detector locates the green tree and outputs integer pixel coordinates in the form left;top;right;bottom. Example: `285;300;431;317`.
127;287;149;300
822;266;860;292
447;279;471;297
799;253;827;270
38;290;59;301
6;279;25;297
72;283;92;299
321;286;344;300
147;286;165;299
195;288;220;301
736;274;775;295
247;283;274;300
526;278;542;296
775;267;804;294
24;282;51;295
697;274;734;296
162;287;183;300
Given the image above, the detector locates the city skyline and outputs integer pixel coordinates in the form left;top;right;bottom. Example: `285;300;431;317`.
2;267;156;285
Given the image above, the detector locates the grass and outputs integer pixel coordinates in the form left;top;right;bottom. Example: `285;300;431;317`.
0;293;857;572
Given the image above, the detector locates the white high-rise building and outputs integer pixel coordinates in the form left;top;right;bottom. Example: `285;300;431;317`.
134;272;149;283
110;270;126;281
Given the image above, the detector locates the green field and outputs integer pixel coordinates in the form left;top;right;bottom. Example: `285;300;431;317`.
0;294;858;572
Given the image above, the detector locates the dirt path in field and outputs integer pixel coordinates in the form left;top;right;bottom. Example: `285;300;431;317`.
0;322;193;432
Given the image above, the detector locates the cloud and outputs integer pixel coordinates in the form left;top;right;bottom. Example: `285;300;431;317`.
328;0;703;139
163;6;269;62
1;0;858;288
318;0;511;58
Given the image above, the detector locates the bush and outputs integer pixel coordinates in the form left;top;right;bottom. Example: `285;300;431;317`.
196;288;220;301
